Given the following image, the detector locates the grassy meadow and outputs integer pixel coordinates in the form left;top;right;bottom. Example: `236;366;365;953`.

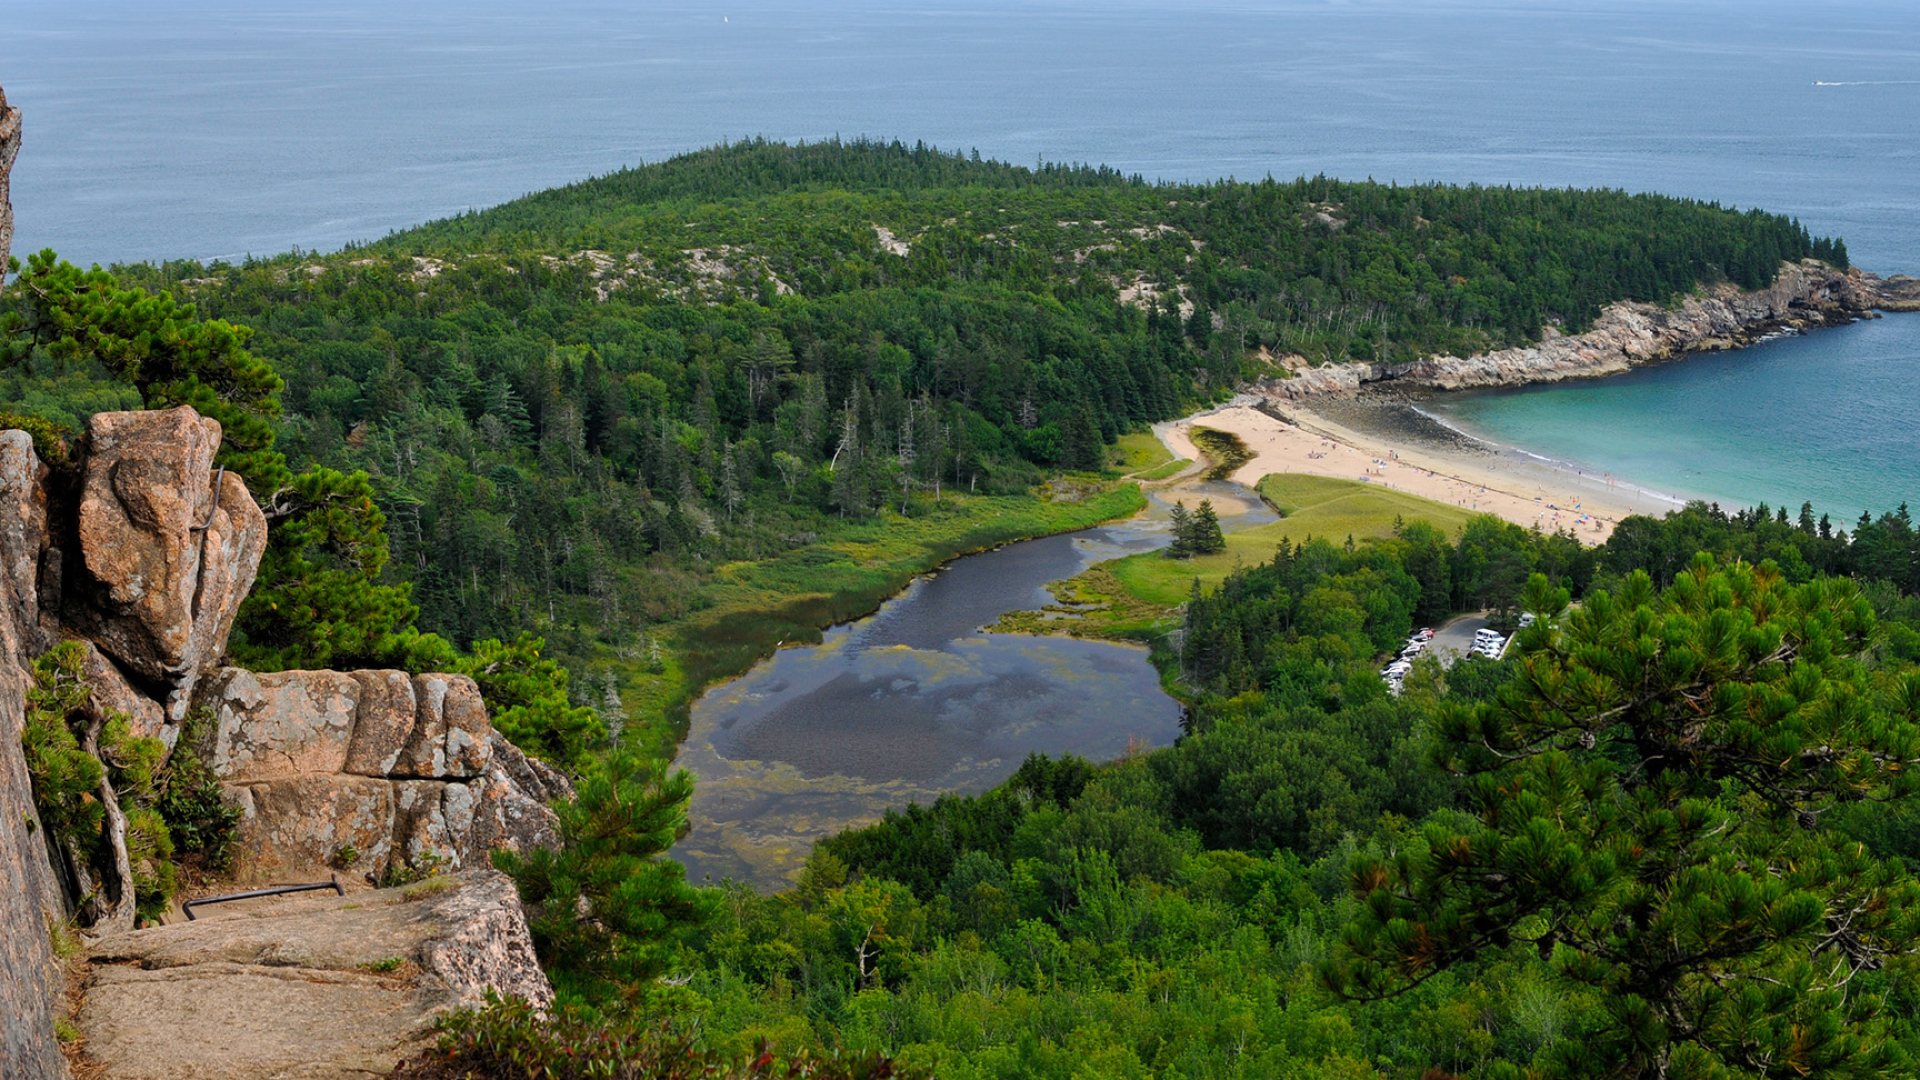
992;472;1481;642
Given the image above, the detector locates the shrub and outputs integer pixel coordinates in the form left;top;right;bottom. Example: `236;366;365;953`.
155;711;242;875
0;409;72;464
394;992;924;1080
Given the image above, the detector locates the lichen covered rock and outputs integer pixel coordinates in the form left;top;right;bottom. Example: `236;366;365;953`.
196;668;360;781
228;775;396;879
400;672;493;779
0;430;48;669
0;413;71;1080
345;668;417;776
197;667;569;884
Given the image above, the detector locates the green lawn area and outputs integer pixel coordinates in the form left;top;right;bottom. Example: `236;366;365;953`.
1110;473;1482;606
1131;457;1191;481
1109;431;1176;474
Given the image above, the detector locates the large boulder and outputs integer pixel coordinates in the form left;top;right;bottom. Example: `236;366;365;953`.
79;870;551;1080
345;668;417;775
466;734;569;857
400;672;493;779
68;407;266;714
196;667;570;884
196;668;360;781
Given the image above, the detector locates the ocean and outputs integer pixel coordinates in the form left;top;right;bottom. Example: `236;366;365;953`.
3;0;1917;512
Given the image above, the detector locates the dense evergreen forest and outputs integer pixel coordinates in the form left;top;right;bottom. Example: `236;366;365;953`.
407;497;1920;1080
13;139;1912;1079
4;138;1838;747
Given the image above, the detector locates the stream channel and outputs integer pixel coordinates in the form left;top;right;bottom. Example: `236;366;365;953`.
673;480;1275;890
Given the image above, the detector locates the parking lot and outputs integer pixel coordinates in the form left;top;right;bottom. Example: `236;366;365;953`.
1381;613;1507;693
1426;613;1494;665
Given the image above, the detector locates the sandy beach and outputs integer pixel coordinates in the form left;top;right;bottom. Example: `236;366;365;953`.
1155;398;1673;543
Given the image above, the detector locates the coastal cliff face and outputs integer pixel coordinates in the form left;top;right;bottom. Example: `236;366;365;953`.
0;83;71;1080
1253;260;1908;401
0;83;16;276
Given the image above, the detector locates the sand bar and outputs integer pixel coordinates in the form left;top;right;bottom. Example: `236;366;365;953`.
1155;399;1668;543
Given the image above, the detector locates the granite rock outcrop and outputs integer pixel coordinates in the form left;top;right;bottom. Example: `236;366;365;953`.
0;82;74;1080
0;405;568;889
1253;261;1912;402
194;666;570;884
0;400;569;1077
67;407;268;721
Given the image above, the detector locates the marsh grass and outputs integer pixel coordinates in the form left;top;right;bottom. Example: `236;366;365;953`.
1133;457;1192;481
1109;431;1176;474
993;475;1483;644
1112;474;1478;605
1189;427;1254;481
615;483;1148;761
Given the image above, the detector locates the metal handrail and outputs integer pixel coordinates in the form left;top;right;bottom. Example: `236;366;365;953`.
182;875;342;920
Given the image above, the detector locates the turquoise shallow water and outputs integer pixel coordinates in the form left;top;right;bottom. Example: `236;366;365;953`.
1421;315;1920;522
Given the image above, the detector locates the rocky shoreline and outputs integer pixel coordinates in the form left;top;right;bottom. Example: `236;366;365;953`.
1250;260;1920;402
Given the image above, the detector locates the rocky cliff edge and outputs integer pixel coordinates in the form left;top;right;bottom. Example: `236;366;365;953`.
1253;261;1917;401
80;870;550;1080
0;406;568;1078
0;83;17;279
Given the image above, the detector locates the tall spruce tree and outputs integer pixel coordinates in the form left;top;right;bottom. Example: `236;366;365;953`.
1190;498;1226;554
1325;558;1920;1079
1166;500;1194;559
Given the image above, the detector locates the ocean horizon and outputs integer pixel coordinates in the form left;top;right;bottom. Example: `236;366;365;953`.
2;0;1915;516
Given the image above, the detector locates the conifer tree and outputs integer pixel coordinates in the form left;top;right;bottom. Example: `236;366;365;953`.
494;749;717;1003
1;251;286;485
1191;498;1226;554
1166;500;1193;559
1325;558;1920;1079
1061;399;1104;472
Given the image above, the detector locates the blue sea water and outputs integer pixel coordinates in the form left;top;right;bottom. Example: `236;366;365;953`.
2;0;1918;511
1421;318;1920;522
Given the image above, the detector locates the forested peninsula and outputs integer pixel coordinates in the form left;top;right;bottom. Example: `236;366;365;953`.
5;138;1848;754
17;138;1920;1079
